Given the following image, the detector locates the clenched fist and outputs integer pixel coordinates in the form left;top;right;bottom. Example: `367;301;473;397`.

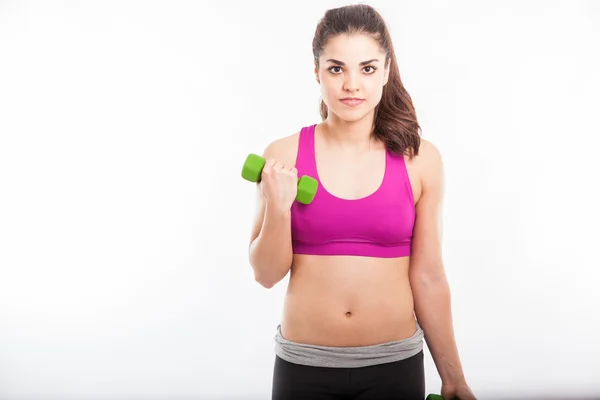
259;159;298;212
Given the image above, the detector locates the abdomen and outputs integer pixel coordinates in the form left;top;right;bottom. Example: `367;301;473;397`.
280;254;417;347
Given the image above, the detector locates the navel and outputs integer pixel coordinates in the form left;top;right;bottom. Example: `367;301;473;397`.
345;311;352;317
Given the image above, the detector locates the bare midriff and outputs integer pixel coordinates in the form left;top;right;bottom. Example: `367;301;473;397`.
280;254;417;347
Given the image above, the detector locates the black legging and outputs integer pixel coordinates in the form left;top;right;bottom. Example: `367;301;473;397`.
271;350;425;400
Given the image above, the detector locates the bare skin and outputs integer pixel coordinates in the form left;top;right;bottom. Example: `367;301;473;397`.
272;125;423;347
248;32;476;399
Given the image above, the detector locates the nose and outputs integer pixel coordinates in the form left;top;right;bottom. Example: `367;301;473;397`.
343;71;360;93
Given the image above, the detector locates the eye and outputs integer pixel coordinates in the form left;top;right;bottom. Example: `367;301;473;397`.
326;65;378;74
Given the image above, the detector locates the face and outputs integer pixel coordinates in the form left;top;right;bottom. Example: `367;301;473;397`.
315;33;390;123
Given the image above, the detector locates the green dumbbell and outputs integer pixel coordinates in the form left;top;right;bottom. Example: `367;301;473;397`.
241;153;318;205
426;394;444;400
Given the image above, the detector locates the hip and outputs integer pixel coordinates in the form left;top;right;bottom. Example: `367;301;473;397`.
274;319;424;369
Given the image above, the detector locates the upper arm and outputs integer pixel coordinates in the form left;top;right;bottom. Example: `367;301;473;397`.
248;133;299;248
409;139;446;283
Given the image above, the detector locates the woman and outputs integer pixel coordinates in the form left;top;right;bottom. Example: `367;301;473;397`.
248;4;476;400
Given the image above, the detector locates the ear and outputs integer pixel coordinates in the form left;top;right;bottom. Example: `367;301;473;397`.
314;60;320;84
383;59;390;86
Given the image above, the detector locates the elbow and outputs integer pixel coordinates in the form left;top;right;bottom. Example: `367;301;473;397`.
248;259;271;288
252;267;271;288
249;256;288;289
409;264;449;289
248;241;292;289
256;276;275;289
411;274;449;292
254;269;286;289
414;273;448;288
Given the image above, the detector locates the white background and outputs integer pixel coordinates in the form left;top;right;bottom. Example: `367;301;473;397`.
1;1;599;399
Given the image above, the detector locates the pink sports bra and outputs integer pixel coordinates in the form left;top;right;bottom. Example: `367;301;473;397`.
290;124;415;258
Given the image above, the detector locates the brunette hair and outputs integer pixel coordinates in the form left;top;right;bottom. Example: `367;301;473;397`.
312;4;421;158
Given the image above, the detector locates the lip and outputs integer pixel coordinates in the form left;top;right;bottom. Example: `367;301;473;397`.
340;98;365;107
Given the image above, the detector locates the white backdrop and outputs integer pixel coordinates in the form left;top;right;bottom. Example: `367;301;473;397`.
1;1;599;399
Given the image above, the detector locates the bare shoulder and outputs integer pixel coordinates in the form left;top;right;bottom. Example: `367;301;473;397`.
413;138;443;183
413;138;442;167
262;131;301;167
407;138;444;207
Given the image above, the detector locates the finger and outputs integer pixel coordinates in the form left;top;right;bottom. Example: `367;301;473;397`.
273;162;287;171
263;159;276;174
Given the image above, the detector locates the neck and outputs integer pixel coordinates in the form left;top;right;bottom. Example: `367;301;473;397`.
321;111;377;151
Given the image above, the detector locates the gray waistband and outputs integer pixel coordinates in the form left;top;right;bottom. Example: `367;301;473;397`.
274;321;424;368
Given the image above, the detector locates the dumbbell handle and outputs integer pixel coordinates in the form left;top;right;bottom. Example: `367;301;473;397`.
252;175;311;186
254;175;309;183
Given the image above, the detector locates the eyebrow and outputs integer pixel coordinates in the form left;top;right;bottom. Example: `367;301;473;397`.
325;58;379;66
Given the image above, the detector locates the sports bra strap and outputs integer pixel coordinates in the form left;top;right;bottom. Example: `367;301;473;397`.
295;124;318;178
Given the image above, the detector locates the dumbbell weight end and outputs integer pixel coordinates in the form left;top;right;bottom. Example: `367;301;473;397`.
296;175;318;205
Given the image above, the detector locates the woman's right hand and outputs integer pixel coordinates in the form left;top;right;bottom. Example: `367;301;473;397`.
259;159;298;212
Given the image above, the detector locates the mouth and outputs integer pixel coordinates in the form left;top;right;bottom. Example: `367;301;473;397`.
340;98;365;107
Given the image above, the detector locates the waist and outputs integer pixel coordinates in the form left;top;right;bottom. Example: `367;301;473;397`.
274;320;424;368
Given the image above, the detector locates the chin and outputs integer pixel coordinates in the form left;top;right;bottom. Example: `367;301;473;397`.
331;108;373;123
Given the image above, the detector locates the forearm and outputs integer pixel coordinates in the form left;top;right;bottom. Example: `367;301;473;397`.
249;205;293;288
411;273;466;385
